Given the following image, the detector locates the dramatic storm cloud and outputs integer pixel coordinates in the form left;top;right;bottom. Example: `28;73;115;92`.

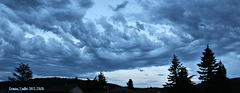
0;0;239;87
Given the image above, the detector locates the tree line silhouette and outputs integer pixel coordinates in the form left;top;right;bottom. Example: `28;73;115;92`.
7;45;233;93
164;45;231;93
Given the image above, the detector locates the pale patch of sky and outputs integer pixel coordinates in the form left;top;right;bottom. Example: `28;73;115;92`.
123;1;142;14
23;25;63;44
84;0;142;20
84;0;115;20
82;66;171;88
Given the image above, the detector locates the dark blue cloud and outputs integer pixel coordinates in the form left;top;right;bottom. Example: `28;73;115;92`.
0;0;44;11
111;12;127;24
136;0;240;63
157;74;164;76
0;0;240;82
136;21;145;31
0;0;95;79
79;0;94;8
110;1;128;11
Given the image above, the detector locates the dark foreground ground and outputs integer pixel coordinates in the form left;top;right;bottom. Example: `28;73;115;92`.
0;77;239;93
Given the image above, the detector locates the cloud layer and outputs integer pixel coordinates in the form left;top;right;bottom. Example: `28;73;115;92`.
0;0;239;85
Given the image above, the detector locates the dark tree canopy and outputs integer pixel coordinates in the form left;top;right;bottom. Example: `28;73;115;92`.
165;55;194;93
127;79;134;90
165;55;182;87
197;45;218;82
98;72;107;86
215;61;227;80
196;46;232;93
214;61;232;93
178;67;194;88
8;63;33;81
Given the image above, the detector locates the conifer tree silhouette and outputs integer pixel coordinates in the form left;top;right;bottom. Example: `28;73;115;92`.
214;61;232;93
164;55;194;93
127;79;134;90
178;67;194;86
98;72;107;89
197;45;229;93
197;45;218;83
215;61;226;80
178;66;194;93
164;55;182;88
8;63;33;81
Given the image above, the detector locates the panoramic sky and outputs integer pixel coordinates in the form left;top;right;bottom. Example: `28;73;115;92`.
0;0;240;87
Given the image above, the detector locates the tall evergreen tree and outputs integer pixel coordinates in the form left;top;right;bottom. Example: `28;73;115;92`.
98;72;107;87
197;45;218;82
165;55;194;93
178;67;194;88
127;79;134;90
178;67;195;93
165;55;182;87
8;63;33;81
215;61;227;80
214;61;232;93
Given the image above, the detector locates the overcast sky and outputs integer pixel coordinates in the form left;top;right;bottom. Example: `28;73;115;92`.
0;0;240;88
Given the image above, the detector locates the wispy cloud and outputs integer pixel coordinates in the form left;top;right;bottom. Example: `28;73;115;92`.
110;1;129;11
